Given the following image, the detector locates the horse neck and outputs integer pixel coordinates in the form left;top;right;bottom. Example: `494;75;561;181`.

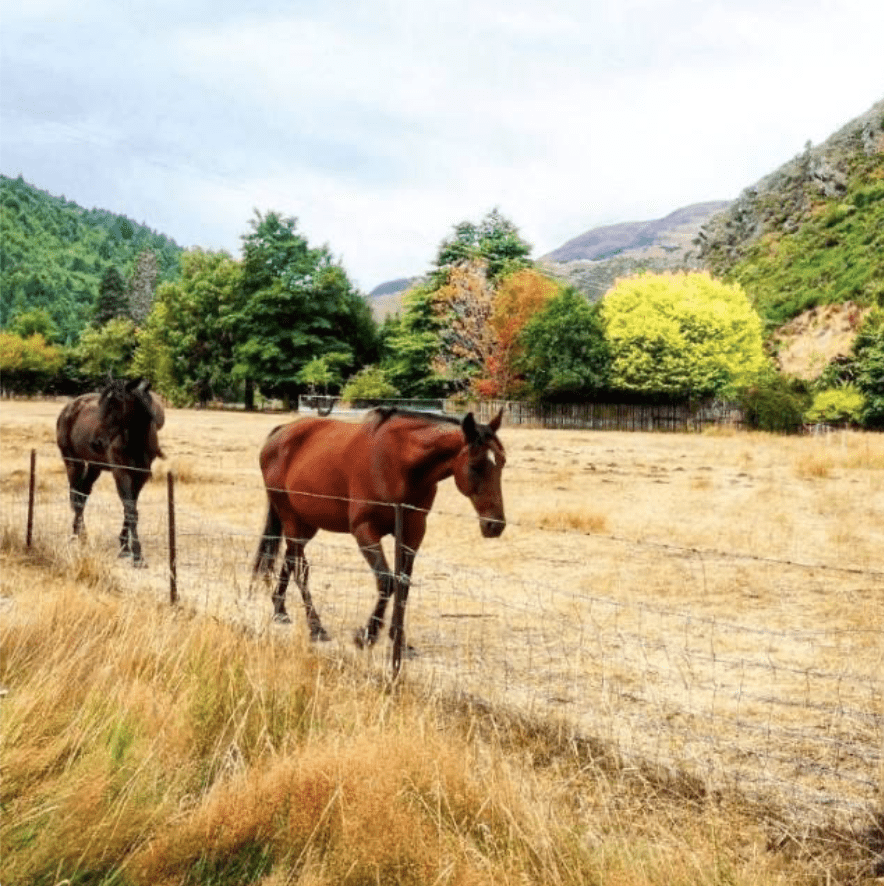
116;405;154;449
402;423;465;486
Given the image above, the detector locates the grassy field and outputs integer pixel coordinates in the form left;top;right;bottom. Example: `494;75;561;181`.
1;398;882;884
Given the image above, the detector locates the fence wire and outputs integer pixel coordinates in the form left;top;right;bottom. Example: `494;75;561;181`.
6;451;883;835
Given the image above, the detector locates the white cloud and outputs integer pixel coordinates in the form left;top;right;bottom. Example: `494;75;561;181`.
2;0;883;289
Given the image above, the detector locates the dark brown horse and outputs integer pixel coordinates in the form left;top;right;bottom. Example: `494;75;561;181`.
253;407;506;645
56;375;165;566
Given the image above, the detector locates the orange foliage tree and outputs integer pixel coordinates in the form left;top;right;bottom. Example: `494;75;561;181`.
430;263;558;397
478;269;559;397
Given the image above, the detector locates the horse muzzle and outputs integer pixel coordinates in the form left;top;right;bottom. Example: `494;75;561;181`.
480;516;506;538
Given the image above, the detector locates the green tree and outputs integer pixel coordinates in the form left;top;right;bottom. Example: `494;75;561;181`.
134;249;241;404
519;287;611;399
601;271;766;398
852;308;884;427
340;366;399;403
805;386;865;425
380;284;449;398
7;308;60;344
435;208;532;281
738;370;811;433
94;266;129;325
72;317;138;381
297;352;351;394
231;211;378;407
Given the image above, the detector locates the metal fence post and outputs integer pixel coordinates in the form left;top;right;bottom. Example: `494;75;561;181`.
26;449;36;548
167;471;178;605
391;503;405;678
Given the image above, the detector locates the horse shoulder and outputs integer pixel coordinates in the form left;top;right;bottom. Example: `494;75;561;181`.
57;394;100;453
149;393;166;430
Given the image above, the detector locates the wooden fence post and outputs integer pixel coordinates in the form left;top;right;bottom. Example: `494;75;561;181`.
391;503;405;678
167;471;178;605
26;449;36;549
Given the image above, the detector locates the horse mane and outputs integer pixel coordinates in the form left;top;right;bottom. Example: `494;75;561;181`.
364;406;462;433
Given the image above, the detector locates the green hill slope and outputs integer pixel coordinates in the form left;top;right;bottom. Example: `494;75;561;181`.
697;99;884;328
0;175;184;343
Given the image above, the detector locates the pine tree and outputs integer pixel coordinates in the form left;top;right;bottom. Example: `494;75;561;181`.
94;266;129;325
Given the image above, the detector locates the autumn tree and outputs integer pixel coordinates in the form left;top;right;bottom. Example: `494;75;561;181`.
476;268;559;397
127;250;159;324
0;331;64;394
429;261;497;391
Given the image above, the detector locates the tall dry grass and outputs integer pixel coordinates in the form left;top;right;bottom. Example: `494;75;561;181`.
1;535;836;886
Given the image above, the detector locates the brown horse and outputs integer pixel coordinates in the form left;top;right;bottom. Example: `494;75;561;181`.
253;407;506;646
56;375;165;565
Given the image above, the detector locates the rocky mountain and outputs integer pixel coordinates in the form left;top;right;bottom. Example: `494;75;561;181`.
367;276;423;320
536;201;730;301
368;99;882;324
367;201;730;315
696;98;884;277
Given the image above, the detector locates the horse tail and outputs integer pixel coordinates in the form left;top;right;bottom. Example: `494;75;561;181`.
253;497;283;578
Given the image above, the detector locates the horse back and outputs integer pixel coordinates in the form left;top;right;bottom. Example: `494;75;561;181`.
260;418;365;491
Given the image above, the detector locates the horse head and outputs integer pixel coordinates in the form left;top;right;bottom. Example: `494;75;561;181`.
453;409;507;538
97;376;157;445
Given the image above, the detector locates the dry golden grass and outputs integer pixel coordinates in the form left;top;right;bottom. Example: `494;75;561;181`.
1;398;882;883
0;549;848;886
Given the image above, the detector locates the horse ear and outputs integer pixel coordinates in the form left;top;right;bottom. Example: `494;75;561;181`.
462;412;479;445
488;408;504;432
137;379;151;394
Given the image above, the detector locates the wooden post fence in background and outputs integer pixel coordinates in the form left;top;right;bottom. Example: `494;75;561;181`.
167;471;178;605
26;449;36;549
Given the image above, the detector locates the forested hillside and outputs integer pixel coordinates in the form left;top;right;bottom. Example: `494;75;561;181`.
697;98;884;328
0;175;184;343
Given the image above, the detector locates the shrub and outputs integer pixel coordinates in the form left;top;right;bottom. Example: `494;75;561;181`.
0;332;64;395
804;385;865;425
738;372;811;433
340;366;399;403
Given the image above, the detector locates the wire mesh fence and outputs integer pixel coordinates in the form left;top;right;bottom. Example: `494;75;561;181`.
7;445;883;835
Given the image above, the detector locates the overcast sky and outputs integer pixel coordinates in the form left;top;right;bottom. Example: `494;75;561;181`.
2;0;882;292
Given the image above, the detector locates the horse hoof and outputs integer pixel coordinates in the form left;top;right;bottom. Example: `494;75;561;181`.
353;628;376;649
310;626;331;642
133;559;147;569
272;612;292;625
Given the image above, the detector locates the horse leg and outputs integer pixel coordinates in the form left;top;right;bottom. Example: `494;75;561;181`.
253;500;283;579
276;536;329;641
352;525;404;648
359;516;425;652
388;545;417;646
113;468;149;566
66;461;101;537
271;539;294;624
